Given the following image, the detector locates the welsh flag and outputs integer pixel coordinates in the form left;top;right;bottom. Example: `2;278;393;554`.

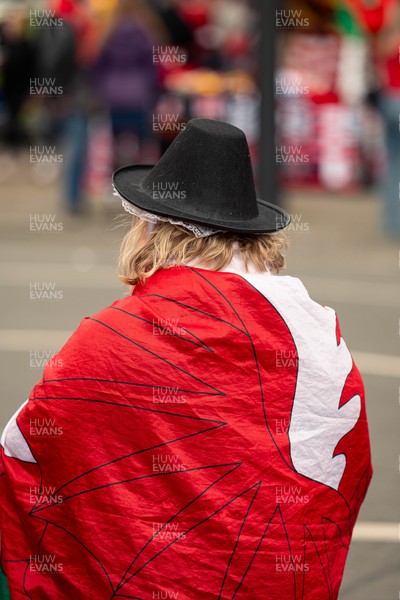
0;266;372;599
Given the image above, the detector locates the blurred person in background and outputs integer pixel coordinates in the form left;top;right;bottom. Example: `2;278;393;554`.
349;0;400;238
160;0;256;71
92;0;162;169
174;0;223;69
374;1;400;239
276;0;392;193
0;5;33;151
209;0;257;71
150;0;193;50
276;0;346;190
33;0;98;213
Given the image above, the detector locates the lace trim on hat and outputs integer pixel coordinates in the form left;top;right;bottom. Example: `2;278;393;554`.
113;187;223;238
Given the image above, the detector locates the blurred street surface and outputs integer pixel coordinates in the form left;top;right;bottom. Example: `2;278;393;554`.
0;165;399;599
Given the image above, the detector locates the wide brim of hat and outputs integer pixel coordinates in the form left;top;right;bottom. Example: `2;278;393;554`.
113;165;290;233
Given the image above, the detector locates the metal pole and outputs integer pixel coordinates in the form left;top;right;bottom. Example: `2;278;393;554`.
259;0;280;205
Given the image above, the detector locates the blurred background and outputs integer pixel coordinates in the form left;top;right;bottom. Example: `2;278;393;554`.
0;0;399;597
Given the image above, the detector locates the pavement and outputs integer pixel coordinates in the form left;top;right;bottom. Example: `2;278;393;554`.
0;161;399;599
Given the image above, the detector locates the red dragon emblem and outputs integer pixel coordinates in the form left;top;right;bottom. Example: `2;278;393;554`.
0;267;372;599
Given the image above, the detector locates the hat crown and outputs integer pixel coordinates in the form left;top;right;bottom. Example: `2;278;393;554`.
140;119;259;222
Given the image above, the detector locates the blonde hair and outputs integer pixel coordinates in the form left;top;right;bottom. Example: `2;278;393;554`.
118;217;288;286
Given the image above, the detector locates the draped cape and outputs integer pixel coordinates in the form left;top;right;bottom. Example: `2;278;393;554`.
0;266;372;599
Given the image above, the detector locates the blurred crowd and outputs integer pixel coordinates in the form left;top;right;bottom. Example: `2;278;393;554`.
278;0;400;238
0;0;259;210
0;0;399;236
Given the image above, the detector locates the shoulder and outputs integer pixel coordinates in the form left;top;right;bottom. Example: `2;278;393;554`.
42;295;140;379
235;271;338;329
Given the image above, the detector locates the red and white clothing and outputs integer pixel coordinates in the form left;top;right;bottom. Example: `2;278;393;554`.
0;259;372;599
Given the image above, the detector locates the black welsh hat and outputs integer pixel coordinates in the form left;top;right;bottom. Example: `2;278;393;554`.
113;118;290;233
